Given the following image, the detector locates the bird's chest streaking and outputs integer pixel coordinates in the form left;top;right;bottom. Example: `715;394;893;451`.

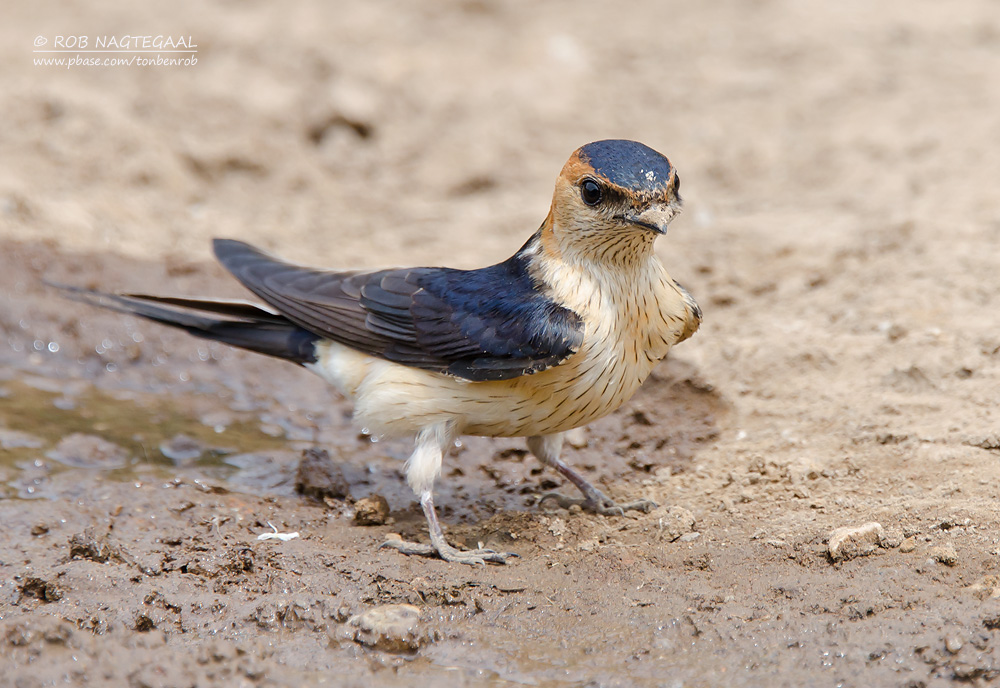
310;253;696;439
470;254;691;437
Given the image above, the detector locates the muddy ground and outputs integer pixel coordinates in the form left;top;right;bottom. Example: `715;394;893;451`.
3;1;1000;686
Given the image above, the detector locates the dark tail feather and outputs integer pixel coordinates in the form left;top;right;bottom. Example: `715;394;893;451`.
49;283;320;365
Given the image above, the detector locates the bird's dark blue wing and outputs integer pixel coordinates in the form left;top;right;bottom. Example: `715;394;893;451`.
213;239;583;381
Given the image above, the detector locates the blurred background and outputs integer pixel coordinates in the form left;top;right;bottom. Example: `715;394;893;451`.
3;2;1000;685
6;0;998;270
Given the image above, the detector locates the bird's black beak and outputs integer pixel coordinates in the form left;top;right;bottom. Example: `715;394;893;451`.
622;207;674;235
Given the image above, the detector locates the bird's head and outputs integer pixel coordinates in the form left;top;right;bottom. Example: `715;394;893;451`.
545;140;682;265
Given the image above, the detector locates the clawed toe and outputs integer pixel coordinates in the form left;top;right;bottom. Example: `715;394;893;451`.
539;490;657;516
381;489;520;565
381;536;518;566
379;538;437;557
449;547;518;566
528;438;658;519
538;491;586;510
605;498;657;515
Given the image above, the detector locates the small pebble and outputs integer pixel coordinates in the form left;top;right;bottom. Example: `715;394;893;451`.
354;494;390;526
652;505;696;543
347;604;425;652
828;522;885;562
0;429;44;450
930;543;959;567
899;537;917;553
52;397;76;410
46;433;129;469
159;434;204;464
259;423;285;438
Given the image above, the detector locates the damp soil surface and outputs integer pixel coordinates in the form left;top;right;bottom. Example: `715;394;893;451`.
4;2;1000;686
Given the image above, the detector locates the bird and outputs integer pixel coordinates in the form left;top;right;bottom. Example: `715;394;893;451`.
57;139;702;566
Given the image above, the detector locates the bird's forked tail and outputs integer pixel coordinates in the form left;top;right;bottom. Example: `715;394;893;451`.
49;284;320;365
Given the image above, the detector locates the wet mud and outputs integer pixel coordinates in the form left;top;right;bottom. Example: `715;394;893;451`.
5;2;1000;686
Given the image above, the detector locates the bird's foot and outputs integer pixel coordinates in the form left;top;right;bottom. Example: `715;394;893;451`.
380;537;517;566
540;486;657;516
527;438;657;517
384;487;519;565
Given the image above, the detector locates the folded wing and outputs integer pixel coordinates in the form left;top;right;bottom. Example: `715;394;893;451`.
213;239;584;381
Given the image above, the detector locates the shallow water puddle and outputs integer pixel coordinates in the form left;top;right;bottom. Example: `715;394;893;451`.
0;376;290;498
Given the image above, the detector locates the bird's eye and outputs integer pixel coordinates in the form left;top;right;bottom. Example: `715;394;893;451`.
580;179;603;206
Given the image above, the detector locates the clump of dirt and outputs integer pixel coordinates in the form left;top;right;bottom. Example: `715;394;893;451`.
296;447;351;501
354;494;391;526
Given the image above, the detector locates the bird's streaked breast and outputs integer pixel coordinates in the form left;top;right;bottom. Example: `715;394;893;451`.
308;250;698;440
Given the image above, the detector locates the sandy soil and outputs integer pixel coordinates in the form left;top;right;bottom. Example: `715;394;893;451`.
3;1;1000;686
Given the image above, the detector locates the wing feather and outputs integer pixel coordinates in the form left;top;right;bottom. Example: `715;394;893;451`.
212;238;583;381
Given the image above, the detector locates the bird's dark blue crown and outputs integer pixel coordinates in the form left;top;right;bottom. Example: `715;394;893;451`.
577;140;673;194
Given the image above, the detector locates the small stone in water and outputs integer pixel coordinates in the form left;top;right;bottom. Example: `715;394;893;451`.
159;434;205;464
46;433;129;469
0;429;44;450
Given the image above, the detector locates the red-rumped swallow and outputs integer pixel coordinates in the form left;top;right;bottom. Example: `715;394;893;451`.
58;140;701;565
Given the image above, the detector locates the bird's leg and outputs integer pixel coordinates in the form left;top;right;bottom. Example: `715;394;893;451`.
381;491;516;565
528;433;656;515
381;422;517;566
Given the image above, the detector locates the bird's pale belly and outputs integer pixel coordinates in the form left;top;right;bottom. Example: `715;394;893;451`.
459;340;655;437
311;333;662;440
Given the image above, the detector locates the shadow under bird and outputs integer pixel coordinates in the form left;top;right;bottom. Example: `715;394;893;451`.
57;139;702;565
